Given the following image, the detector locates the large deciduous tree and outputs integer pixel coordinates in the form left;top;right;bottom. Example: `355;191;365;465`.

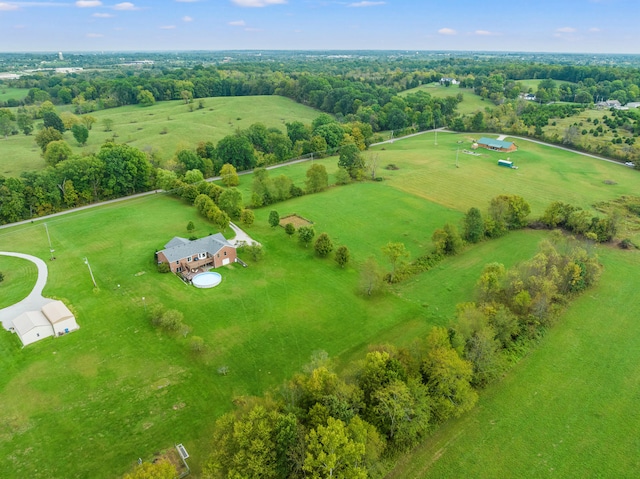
305;163;329;193
71;124;89;146
338;143;365;180
44;140;73;166
217;134;256;171
97;142;152;198
43;110;65;133
35;126;64;153
219;163;239;187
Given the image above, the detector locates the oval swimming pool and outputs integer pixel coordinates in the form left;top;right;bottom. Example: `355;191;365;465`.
192;271;222;289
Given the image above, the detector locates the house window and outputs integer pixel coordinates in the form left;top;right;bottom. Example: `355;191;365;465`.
177;267;182;273
176;261;179;265
217;253;220;258
198;252;206;260
224;251;227;256
187;257;192;262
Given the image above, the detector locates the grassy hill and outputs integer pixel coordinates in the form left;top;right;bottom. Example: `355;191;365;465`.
1;133;639;477
387;246;640;478
0;95;322;177
399;83;488;114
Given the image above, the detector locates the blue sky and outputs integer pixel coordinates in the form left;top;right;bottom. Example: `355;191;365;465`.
0;0;638;53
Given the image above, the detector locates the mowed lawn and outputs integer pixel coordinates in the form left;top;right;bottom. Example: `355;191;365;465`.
399;83;488;114
0;95;321;176
0;255;38;309
387;247;640;479
373;131;640;218
0;182;550;478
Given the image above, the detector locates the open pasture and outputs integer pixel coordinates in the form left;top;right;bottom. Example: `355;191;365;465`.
0;87;28;103
0;95;321;177
372;131;639;219
516;79;576;91
387;247;640;478
0;180;550;478
399;83;488;114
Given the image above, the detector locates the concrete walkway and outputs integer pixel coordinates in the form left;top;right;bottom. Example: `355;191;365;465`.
228;222;261;247
0;252;54;330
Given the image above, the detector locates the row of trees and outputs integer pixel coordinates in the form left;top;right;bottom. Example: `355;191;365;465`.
201;234;602;478
0;141;152;224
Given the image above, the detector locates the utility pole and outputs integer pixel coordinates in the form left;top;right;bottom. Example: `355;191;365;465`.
44;223;55;260
83;257;97;288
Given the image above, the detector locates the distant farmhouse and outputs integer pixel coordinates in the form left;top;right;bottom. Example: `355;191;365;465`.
439;77;459;85
476;137;518;152
12;300;79;347
157;233;237;276
522;93;537;101
596;99;623;110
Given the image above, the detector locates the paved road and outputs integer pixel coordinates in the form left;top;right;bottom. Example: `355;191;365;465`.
0;252;54;330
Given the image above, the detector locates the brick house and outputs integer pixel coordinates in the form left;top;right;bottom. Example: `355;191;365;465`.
157;234;237;275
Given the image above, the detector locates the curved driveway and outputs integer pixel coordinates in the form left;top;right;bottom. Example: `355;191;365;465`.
0;252;53;330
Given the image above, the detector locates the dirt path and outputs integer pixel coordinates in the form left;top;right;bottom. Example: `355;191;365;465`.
0;252;54;330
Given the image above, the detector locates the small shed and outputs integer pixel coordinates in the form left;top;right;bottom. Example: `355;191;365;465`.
13;311;54;347
42;300;79;336
478;137;517;152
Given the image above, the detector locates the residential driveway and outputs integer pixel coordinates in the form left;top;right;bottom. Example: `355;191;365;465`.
228;222;261;247
0;252;54;330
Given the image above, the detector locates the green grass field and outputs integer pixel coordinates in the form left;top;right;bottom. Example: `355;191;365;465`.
1;133;640;478
387;247;640;479
372;131;639;223
0;256;38;309
0;87;29;103
0;185;547;478
399;83;488;115
516;79;576;91
0;95;321;177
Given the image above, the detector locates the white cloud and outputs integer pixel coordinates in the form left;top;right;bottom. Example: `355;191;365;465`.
348;1;385;6
244;27;262;31
475;30;493;36
0;2;19;10
76;0;101;7
228;20;245;26
589;27;601;33
86;32;104;37
160;25;176;29
93;12;113;17
556;26;577;33
114;2;138;10
231;0;286;7
438;27;456;35
182;15;192;21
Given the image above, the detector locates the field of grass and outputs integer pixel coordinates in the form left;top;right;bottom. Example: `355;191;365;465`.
541;107;639;159
387;247;640;478
0;95;321;177
0;87;28;103
0;177;551;478
516;79;576;91
372;131;640;222
399;83;488;115
0;255;37;309
2;132;640;478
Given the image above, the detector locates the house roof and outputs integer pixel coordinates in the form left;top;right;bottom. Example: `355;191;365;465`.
42;300;74;324
478;137;514;149
160;234;234;263
13;311;52;336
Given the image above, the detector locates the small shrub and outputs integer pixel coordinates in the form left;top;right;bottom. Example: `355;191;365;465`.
0;271;4;283
385;164;399;170
157;262;171;273
189;336;205;353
